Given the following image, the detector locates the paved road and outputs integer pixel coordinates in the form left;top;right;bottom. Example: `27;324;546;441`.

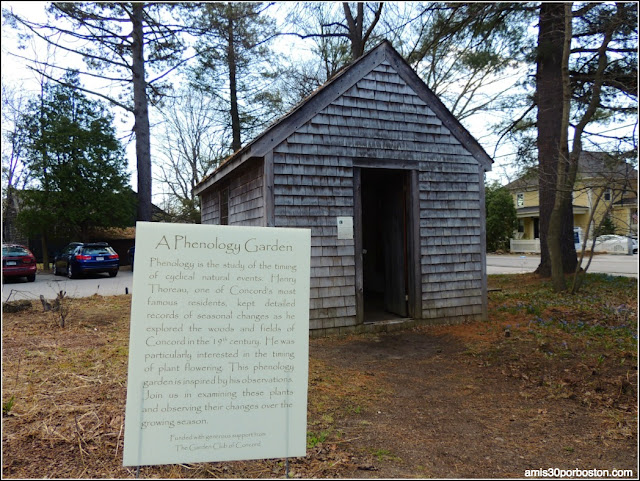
3;269;134;302
487;253;638;278
3;254;637;302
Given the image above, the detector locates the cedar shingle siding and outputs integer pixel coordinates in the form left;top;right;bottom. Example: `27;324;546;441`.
201;159;265;226
195;41;492;336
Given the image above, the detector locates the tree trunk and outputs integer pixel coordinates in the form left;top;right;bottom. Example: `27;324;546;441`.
40;234;49;271
227;9;242;152
342;2;382;60
535;2;577;278
131;3;152;222
548;3;573;292
548;157;574;291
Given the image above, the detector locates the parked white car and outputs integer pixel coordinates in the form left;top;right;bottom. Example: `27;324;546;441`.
592;235;638;254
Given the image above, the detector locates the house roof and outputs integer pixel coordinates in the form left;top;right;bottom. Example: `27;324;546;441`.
505;151;638;191
194;40;493;196
515;205;590;218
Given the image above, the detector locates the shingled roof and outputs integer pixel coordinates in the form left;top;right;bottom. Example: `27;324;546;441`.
194;40;493;195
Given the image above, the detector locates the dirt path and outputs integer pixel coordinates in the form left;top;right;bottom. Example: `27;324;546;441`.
308;329;637;478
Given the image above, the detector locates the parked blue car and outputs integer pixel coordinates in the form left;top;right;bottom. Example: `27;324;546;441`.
53;242;120;279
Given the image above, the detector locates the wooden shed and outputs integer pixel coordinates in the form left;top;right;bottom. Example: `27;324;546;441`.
194;41;493;336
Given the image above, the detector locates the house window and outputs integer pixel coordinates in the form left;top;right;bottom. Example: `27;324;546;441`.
604;189;612;201
516;193;524;207
220;187;229;225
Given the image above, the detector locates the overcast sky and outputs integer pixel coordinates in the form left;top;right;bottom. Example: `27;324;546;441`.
7;1;631;194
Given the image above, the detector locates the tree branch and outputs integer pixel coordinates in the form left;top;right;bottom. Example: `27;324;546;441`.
362;2;383;45
26;66;133;113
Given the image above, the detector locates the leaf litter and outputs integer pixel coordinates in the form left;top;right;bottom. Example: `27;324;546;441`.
2;274;637;478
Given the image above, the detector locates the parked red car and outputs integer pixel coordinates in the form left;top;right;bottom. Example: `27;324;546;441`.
2;244;37;282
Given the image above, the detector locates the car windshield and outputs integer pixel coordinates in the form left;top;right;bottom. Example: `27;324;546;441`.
82;246;115;256
3;246;30;256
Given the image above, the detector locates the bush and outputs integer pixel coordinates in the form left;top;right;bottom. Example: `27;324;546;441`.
485;182;518;252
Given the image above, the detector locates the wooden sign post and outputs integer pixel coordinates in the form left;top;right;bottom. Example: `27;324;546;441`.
123;222;311;467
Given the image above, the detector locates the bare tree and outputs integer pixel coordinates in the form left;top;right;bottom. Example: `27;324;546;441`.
2;38;59;259
154;88;226;223
2;82;31;245
284;1;383;81
1;82;31;193
282;2;533;123
342;2;384;59
571;153;637;292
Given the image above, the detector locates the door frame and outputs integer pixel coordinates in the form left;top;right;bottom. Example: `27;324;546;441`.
353;161;421;324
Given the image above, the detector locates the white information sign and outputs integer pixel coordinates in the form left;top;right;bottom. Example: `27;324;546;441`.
123;222;311;467
337;216;353;240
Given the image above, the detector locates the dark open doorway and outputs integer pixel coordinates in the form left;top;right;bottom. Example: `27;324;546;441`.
360;168;410;321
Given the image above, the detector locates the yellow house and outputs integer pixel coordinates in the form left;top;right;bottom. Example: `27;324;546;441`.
505;152;637;251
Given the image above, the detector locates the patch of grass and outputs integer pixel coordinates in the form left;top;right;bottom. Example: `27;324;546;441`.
321;413;334;424
307;430;328;448
371;448;400;462
490;273;636;339
485;273;637;412
3;396;15;416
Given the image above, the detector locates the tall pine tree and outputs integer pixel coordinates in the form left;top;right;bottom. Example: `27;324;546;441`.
189;2;282;153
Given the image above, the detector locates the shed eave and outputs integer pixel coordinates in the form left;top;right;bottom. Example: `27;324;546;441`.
194;153;263;196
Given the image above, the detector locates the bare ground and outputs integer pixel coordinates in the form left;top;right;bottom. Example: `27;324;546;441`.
2;273;637;478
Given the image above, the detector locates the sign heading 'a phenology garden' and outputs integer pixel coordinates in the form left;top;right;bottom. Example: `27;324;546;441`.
123;222;311;467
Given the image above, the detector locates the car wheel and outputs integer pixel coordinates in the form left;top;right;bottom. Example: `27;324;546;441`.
67;264;75;279
109;270;118;278
27;274;36;282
